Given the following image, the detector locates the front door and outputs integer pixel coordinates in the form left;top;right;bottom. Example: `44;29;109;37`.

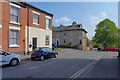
32;38;37;50
56;40;59;46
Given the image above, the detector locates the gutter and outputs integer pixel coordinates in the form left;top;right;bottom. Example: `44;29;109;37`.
27;6;29;55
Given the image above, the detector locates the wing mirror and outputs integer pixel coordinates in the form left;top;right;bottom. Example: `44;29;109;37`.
4;53;7;56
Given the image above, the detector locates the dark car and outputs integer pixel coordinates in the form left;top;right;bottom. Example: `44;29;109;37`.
104;47;118;51
31;47;58;61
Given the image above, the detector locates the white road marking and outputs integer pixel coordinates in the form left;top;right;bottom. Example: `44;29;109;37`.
29;66;39;70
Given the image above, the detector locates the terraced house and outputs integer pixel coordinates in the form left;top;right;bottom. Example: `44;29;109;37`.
52;21;91;50
0;1;53;54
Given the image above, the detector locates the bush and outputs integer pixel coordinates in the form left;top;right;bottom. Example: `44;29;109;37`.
64;43;71;47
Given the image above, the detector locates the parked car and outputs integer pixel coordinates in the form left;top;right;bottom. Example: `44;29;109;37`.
104;47;118;51
0;50;21;66
31;47;58;61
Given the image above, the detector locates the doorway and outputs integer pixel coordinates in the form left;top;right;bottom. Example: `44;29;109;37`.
32;38;37;50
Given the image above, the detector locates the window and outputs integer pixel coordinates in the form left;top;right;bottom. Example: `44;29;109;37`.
45;35;49;46
0;28;1;47
80;31;82;36
46;18;50;29
10;6;19;22
10;30;19;45
64;32;66;36
64;39;66;43
33;13;39;24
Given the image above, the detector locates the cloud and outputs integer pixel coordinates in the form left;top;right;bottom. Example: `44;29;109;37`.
90;16;98;20
54;17;71;24
55;19;59;23
60;17;71;22
101;12;107;17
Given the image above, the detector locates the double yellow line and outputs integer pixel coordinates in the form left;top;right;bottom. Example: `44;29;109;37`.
68;56;102;80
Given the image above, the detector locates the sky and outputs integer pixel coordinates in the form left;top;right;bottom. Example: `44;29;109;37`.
28;2;118;40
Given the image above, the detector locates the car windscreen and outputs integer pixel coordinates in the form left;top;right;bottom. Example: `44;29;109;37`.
0;50;4;55
41;48;52;52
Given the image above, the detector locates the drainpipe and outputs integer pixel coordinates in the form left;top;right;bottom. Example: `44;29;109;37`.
27;6;29;55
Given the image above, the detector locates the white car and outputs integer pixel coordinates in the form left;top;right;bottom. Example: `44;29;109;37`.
0;50;21;66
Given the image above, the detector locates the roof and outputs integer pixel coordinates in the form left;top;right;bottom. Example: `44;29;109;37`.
52;24;88;33
11;2;53;17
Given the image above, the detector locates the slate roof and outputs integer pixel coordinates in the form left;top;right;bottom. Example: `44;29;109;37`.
52;24;88;33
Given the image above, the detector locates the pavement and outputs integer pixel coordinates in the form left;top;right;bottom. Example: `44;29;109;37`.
2;48;119;79
20;54;31;61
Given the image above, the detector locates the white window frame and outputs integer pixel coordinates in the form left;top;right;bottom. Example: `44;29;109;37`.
9;3;21;8
45;16;51;19
9;3;20;25
46;18;50;30
9;26;20;48
0;25;2;28
0;25;2;49
45;35;50;46
33;11;40;15
33;11;39;25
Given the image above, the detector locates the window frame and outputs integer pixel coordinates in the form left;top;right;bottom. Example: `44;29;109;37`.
9;26;20;48
33;13;39;25
46;18;50;29
45;35;50;46
10;6;19;23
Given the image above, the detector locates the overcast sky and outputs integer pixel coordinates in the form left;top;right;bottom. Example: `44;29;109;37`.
28;2;118;40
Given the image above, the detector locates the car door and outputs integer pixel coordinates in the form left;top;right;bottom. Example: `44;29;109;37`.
0;51;11;65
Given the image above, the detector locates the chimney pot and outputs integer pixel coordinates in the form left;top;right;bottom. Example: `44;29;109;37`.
72;21;77;25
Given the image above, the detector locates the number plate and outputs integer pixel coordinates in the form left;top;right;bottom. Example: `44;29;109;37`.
31;55;35;57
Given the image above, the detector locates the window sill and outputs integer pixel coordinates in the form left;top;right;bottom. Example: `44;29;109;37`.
0;46;2;48
9;45;20;48
9;21;20;25
33;23;39;26
46;28;51;30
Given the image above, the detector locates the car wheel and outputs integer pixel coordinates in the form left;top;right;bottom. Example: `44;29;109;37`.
40;55;44;61
54;54;58;58
31;57;35;60
10;59;18;66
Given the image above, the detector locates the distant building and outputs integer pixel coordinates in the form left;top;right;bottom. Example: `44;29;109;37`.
52;21;91;50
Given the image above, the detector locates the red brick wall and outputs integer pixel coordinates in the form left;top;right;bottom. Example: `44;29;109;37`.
28;8;53;30
1;2;53;53
2;2;27;52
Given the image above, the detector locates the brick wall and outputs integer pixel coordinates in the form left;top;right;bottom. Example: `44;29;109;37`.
2;2;27;52
28;8;52;30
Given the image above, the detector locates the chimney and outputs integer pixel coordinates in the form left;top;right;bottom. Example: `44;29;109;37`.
60;24;64;27
72;21;77;25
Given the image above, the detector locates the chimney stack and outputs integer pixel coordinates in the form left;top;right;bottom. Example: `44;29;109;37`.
60;24;64;27
72;21;77;25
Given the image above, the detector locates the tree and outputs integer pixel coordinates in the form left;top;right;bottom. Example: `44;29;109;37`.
93;19;118;47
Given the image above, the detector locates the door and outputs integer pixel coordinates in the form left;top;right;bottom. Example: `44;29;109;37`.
56;40;59;46
0;51;11;65
32;38;37;50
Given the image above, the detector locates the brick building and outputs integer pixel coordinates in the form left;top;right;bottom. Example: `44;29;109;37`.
0;1;53;54
52;21;91;50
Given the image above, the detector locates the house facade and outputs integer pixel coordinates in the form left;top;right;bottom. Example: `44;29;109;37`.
52;21;90;50
0;1;53;54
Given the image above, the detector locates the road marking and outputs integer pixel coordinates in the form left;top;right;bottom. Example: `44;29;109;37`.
68;55;102;80
29;66;39;70
28;60;62;70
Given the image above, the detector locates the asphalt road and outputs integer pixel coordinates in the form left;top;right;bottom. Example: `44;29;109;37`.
1;49;119;79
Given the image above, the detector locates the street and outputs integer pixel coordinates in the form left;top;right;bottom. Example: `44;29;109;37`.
2;49;118;79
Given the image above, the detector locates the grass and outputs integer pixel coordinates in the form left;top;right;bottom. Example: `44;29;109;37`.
54;48;61;51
